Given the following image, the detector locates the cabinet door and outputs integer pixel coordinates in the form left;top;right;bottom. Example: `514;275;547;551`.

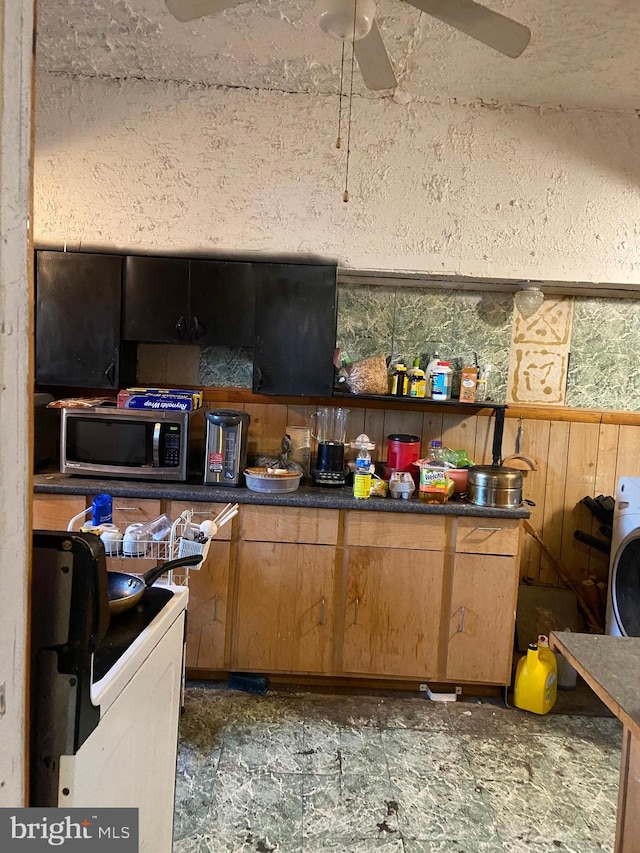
252;262;337;396
342;547;444;678
123;256;190;343
189;260;254;346
445;553;519;685
168;500;233;671
233;541;334;673
33;494;87;531
35;251;132;388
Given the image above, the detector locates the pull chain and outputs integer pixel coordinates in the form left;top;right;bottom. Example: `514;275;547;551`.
343;1;358;202
336;41;345;149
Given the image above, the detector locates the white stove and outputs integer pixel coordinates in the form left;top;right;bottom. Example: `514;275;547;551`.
30;531;188;853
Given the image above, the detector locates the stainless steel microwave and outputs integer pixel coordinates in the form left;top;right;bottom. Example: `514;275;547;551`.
60;407;203;481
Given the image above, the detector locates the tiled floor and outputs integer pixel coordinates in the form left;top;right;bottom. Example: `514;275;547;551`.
173;685;621;853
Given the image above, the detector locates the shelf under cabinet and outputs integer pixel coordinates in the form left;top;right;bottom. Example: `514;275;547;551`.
332;390;507;464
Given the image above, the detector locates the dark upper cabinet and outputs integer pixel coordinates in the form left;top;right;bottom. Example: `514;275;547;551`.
35;251;135;389
123;256;255;346
190;260;254;346
123;256;190;343
252;262;337;396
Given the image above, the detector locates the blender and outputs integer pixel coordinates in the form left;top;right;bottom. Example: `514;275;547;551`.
310;407;350;486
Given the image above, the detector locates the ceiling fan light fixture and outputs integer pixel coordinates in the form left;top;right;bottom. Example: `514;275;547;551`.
514;285;544;319
316;0;376;42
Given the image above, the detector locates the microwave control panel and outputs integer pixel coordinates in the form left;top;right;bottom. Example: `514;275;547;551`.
162;424;182;467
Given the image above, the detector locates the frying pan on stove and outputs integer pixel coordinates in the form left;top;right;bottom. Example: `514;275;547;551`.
108;555;201;615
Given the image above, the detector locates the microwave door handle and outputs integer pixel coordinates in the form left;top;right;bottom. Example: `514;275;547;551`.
152;422;161;467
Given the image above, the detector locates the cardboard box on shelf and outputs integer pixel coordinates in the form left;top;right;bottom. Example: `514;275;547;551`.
458;366;478;403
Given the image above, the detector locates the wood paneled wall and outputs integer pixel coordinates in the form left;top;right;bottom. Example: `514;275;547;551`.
204;390;640;589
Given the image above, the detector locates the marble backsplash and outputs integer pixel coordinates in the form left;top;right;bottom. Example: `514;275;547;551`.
198;285;640;412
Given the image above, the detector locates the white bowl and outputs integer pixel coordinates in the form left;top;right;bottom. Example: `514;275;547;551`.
244;467;302;493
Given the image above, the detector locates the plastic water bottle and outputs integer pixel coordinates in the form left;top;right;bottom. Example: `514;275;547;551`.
91;493;113;526
353;444;372;499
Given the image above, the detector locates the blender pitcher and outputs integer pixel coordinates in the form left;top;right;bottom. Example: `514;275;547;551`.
311;407;350;445
310;407;350;485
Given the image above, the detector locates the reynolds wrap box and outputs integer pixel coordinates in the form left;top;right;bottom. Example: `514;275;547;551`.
117;387;203;411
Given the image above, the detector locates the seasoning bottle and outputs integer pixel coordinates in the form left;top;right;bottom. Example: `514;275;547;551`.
431;361;453;401
353;443;372;499
391;362;408;397
407;358;426;398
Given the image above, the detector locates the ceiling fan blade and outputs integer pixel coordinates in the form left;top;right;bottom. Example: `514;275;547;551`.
354;21;398;91
165;0;247;23
406;0;531;58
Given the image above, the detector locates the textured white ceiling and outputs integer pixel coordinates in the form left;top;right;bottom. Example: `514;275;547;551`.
36;0;640;111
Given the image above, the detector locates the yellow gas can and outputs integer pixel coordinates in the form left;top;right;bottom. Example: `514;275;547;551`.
514;643;558;715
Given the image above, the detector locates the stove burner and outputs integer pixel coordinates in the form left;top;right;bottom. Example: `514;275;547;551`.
93;587;174;682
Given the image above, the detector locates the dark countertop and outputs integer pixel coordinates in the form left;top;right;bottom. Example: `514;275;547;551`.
550;632;640;738
34;473;531;519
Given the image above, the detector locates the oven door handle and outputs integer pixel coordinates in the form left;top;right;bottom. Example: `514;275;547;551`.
152;422;161;468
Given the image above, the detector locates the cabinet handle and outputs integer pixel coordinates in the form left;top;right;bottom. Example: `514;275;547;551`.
213;594;219;622
104;361;115;385
475;527;502;532
255;366;263;392
457;606;466;633
114;506;141;512
191;315;204;340
353;598;359;625
319;597;325;626
176;316;187;339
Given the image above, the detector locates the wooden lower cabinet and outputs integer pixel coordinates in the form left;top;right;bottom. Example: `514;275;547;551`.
342;546;444;678
184;538;231;670
232;541;335;674
445;553;520;685
33;492;522;686
167;500;234;671
33;493;87;530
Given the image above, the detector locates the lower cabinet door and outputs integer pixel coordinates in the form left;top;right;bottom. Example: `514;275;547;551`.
445;553;519;685
185;539;231;671
233;541;335;674
342;547;444;678
167;500;234;671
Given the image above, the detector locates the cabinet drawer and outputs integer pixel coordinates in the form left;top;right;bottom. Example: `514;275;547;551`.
239;505;339;545
33;494;87;531
166;500;233;541
345;511;446;551
455;517;521;556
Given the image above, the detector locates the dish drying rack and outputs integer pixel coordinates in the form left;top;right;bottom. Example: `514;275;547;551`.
67;502;239;587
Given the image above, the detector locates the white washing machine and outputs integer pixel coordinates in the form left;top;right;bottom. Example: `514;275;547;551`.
606;476;640;636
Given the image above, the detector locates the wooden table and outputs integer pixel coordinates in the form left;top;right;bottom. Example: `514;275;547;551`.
550;631;640;853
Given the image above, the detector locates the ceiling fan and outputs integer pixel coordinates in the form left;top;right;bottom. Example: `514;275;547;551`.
165;0;531;91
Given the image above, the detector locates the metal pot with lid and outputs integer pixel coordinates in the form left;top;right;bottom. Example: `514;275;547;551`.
467;464;524;508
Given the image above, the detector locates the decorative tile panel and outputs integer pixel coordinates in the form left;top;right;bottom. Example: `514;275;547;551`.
507;298;574;405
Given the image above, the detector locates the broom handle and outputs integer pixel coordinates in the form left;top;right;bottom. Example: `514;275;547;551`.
522;519;603;632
